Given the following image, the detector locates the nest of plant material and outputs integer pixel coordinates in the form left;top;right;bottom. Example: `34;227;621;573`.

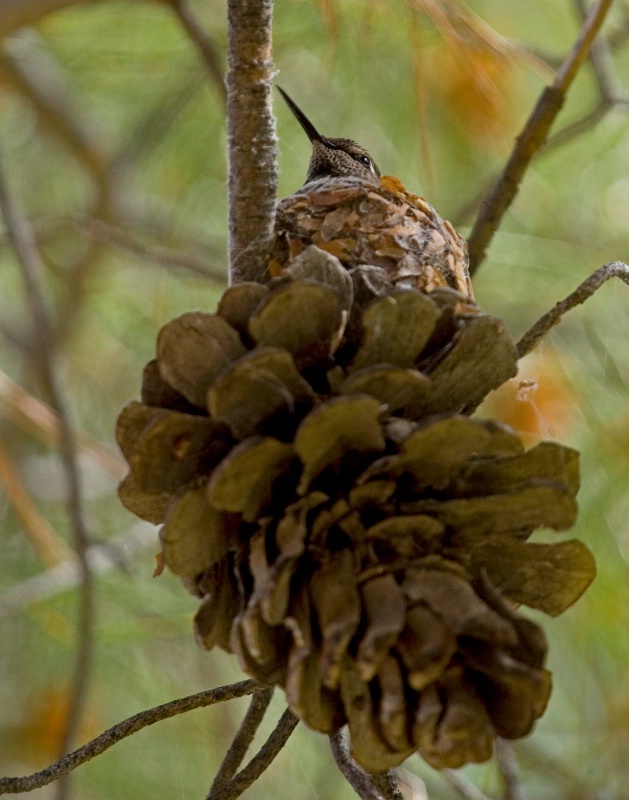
116;247;595;771
271;174;473;298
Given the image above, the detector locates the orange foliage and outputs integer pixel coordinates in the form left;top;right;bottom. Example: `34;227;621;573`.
14;685;101;762
428;44;517;148
480;351;578;446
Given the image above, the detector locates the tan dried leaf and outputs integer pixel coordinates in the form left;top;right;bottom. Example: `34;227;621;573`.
395;604;456;691
356;574;407;681
402;569;517;644
194;560;240;651
421;315;518;414
350;292;440;373
459;441;580;496
117;473;170;524
284;590;345;733
405;481;578;535
216;282;270;335
340;365;432;415
285;245;354;311
160;488;238;577
465;537;596;615
414;669;495;769
294;395;385;493
130;412;230;493
376;654;413;752
310;549;361;689
157;312;246;407
249;282;342;368
115;401;166;460
207;437;297;522
232;603;289;685
341;660;413;771
208;347;314;439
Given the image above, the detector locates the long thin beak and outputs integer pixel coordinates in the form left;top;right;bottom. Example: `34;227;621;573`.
277;86;331;146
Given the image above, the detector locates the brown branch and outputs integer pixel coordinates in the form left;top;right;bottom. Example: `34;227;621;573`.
467;0;614;275
0;681;258;795
369;770;406;800
110;70;204;173
0;44;110;204
516;261;629;359
207;686;274;796
0;367;125;479
77;217;227;282
208;708;299;800
496;739;527;800
226;0;278;284
0;155;95;787
442;769;492;800
0;0;85;36
170;0;227;103
0;437;75;567
329;728;385;800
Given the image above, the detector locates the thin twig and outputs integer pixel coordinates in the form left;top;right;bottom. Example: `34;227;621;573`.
0;523;155;621
0;437;75;567
0;366;125;479
110;70;204;173
208;708;299;800
329;728;384;800
496;739;527;800
442;769;492;800
77;216;226;282
516;261;629;359
0;154;95;792
170;0;227;103
0;681;258;795
208;686;275;796
573;0;623;98
468;0;614;274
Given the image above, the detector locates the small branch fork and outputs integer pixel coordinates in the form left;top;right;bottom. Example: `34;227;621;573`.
207;686;274;796
467;0;615;274
516;261;629;359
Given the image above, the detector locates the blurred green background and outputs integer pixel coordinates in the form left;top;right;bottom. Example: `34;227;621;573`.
0;1;628;798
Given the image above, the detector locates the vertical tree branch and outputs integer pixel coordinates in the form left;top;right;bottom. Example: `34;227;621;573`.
467;0;614;274
0;155;95;800
226;0;278;284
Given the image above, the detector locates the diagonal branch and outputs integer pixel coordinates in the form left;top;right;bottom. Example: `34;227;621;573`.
516;261;629;359
0;681;258;795
170;0;227;103
467;0;614;275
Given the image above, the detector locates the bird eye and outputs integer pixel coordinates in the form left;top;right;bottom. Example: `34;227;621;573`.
358;155;371;166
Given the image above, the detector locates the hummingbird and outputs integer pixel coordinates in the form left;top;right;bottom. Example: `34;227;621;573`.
278;86;381;185
273;87;473;300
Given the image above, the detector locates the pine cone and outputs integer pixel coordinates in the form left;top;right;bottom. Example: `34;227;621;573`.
116;250;595;771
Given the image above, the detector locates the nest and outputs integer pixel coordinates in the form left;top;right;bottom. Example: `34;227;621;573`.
271;175;473;298
117;211;595;771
